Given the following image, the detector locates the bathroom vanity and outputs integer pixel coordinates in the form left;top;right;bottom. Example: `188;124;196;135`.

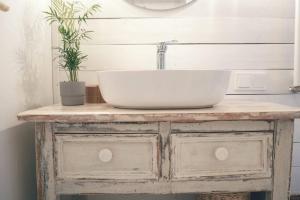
18;100;300;200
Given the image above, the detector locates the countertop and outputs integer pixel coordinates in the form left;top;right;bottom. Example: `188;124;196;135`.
17;100;300;123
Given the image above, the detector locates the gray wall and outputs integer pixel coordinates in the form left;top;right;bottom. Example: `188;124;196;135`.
0;124;36;200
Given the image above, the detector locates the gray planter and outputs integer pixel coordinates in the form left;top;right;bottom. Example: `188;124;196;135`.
60;81;85;106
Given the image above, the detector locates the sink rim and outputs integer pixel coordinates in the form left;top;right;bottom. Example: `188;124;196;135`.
97;69;232;109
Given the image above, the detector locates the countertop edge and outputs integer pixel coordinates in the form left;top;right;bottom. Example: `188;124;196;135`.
17;111;300;123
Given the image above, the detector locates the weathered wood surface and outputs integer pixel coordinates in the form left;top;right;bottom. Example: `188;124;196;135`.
171;121;274;133
159;122;171;181
17;100;300;123
56;178;272;194
55;134;159;180
26;109;296;199
35;123;56;200
170;132;273;180
53;122;159;133
272;120;294;200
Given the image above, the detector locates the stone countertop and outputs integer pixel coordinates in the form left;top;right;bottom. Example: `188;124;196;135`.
17;100;300;123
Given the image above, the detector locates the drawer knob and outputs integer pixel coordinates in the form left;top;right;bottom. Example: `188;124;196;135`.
98;149;113;162
215;147;229;161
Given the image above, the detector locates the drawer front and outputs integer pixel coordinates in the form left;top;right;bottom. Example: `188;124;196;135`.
55;134;159;180
171;121;274;133
171;132;273;180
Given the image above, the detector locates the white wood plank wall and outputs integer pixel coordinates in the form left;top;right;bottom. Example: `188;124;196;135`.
52;0;300;195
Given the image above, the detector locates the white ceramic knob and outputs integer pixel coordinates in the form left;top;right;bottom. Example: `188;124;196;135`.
98;149;113;162
215;147;229;161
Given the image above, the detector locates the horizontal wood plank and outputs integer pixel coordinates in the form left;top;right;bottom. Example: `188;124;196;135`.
56;178;272;194
58;69;293;95
54;122;159;133
52;18;294;45
171;121;274;132
17;100;300;122
67;0;294;18
53;44;294;70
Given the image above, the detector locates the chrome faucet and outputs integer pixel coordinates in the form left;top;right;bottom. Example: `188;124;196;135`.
157;40;178;70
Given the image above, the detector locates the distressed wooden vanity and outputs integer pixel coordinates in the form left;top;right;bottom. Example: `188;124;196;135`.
18;100;300;200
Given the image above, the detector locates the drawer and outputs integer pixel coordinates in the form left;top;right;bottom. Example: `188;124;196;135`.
171;121;274;133
55;134;159;180
171;132;273;180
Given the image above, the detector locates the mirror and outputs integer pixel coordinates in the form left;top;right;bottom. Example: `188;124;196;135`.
126;0;196;10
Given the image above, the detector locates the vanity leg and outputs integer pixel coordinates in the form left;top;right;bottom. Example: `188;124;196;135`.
272;120;294;200
35;123;57;200
159;122;171;181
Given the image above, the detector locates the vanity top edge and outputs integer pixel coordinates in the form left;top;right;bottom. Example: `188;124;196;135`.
17;100;300;122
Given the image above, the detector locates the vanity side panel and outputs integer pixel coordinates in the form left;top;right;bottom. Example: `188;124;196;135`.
35;123;57;200
272;120;294;200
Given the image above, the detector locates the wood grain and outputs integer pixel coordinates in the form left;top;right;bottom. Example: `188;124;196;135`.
35;123;56;200
170;132;273;180
171;121;274;133
53;122;159;134
159;122;171;181
18;100;300;123
56;178;272;195
272;120;294;200
55;134;159;180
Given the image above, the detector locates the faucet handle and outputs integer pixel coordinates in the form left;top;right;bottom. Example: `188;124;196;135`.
158;40;178;45
157;40;178;52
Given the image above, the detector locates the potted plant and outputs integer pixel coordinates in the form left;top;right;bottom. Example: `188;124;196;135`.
44;0;100;106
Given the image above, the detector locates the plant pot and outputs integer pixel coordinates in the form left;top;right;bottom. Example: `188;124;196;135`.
60;81;85;106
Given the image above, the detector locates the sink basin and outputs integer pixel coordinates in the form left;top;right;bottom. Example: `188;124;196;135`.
97;70;231;109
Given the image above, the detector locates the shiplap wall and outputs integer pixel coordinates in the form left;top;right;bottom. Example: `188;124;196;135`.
52;0;300;195
52;0;296;101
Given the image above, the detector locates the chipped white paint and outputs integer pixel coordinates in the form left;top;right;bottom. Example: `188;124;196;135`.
170;132;273;180
35;123;56;200
56;178;273;195
53;122;159;134
171;121;274;132
55;134;159;180
17;100;300;122
17;101;298;199
272;120;294;200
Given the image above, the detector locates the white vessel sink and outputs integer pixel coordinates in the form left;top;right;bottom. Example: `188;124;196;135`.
97;70;231;109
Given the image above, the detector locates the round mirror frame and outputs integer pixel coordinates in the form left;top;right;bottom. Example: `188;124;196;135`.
125;0;196;11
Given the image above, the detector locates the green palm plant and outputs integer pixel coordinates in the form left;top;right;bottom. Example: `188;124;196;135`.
44;0;100;81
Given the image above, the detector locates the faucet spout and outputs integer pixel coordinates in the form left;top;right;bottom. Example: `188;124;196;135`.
157;40;178;70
